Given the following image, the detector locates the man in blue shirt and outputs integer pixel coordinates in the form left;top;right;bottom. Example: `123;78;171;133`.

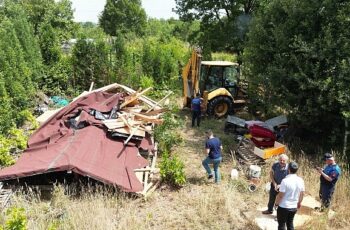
202;130;222;183
316;153;341;210
191;93;202;127
262;154;289;214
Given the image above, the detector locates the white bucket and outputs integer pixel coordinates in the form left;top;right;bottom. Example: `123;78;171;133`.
231;169;239;180
249;165;261;178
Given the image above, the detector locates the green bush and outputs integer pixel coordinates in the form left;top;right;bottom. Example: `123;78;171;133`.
0;127;30;166
0;135;16;166
4;207;27;230
139;75;154;89
212;52;237;62
154;112;182;152
159;151;186;187
16;110;39;131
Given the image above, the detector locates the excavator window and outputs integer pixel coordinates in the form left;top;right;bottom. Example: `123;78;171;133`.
206;66;223;91
224;67;238;86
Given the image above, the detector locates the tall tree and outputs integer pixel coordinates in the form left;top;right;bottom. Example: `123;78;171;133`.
99;0;147;36
22;0;75;40
71;39;111;92
244;0;350;147
22;0;75;66
175;0;260;55
3;1;42;81
0;17;35;111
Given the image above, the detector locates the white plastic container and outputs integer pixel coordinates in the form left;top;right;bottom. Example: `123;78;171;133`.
249;165;261;178
230;169;239;180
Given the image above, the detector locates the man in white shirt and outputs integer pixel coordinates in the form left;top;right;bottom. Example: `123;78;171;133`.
274;161;305;230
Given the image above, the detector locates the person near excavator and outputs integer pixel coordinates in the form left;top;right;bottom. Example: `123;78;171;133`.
191;93;202;127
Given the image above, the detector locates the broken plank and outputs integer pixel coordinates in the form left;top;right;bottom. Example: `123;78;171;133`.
146;91;172;113
132;113;163;124
114;84;160;109
89;82;94;92
145;180;160;197
102;119;125;129
143;170;150;194
124;125;141;145
114;127;145;137
142;181;154;195
120;87;152;109
122;106;143;114
142;108;167;116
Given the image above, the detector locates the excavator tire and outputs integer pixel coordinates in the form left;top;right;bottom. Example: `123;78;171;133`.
207;96;234;118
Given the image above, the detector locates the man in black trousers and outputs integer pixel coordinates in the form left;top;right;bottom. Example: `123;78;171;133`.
275;162;305;230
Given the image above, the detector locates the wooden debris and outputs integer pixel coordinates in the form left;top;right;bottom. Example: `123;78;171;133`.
89;82;94;92
124;125;142;145
145;180;161;197
146;91;172;113
36;83;165;195
114;126;145;137
102;119;125;129
120;87;152;109
132;112;163;124
0;183;13;212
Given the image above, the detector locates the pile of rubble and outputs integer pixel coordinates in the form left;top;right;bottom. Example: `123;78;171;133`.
0;83;171;195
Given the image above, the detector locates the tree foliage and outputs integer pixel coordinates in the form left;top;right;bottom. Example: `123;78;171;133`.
244;0;350;146
175;0;260;54
71;39;111;92
99;0;147;36
22;0;76;67
22;0;75;40
0;8;36;115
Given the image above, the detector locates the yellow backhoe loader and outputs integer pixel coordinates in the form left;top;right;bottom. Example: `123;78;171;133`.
182;49;247;117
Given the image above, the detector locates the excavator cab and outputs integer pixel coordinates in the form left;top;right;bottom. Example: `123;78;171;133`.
198;61;242;117
182;49;247;117
200;61;240;97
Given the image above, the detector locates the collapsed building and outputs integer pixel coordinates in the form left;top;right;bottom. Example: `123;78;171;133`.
0;83;167;194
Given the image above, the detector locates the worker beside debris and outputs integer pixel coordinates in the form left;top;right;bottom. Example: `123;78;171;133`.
191;93;202;127
315;153;341;211
275;162;305;230
262;154;289;214
202;130;223;183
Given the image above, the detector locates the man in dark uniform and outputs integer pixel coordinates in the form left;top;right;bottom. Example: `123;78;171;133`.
191;93;202;127
316;153;341;210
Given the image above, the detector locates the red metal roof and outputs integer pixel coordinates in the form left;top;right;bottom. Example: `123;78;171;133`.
0;91;152;192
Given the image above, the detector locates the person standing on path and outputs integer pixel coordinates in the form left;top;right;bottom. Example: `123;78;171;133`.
316;153;341;211
202;130;222;183
191;93;202;127
262;154;289;214
275;162;305;230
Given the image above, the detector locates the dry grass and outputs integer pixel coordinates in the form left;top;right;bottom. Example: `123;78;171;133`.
298;154;350;230
1;111;350;229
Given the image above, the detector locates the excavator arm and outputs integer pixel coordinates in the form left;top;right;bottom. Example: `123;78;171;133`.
182;49;202;107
